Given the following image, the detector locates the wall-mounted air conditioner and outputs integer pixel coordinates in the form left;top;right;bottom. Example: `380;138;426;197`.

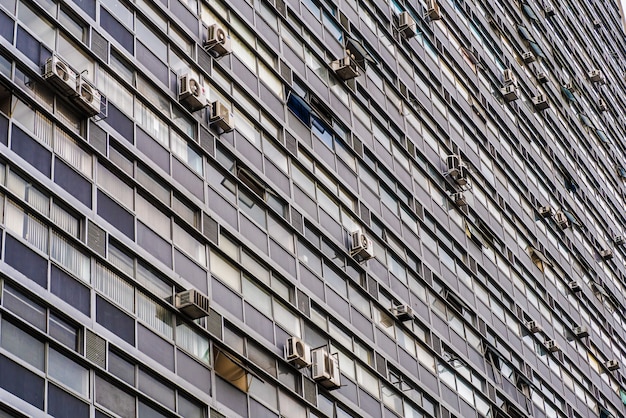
568;281;582;293
391;304;414;322
311;348;341;389
451;192;466;206
500;84;519;102
545;339;559;352
554;210;570;229
72;76;101;117
503;68;516;85
210;100;234;132
538;205;553;217
350;230;374;261
606;359;619;371
453;165;468;186
43;54;77;96
425;0;441;20
204;24;232;56
573;326;589;338
598;98;608;112
526;320;541;333
178;74;208;112
599;249;613;261
613;236;624;246
544;5;555;17
332;56;360;81
285;337;311;368
532;94;549;111
536;71;548;83
398;11;416;38
175;289;210;319
522;51;536;63
588;69;604;83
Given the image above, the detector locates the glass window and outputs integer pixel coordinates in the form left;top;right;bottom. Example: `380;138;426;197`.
48;348;89;396
0;318;44;370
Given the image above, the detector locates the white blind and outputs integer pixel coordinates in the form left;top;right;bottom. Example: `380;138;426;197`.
137;291;173;339
94;263;134;312
50;231;90;283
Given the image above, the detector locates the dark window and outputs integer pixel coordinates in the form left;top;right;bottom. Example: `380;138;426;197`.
0;114;8;145
137;222;172;268
96;296;135;345
172;158;203;200
0;11;13;43
211;278;243;320
4;234;47;288
11;125;52;177
97;189;134;238
49;313;81;351
136;42;168;85
16;26;42;64
138;401;167;418
50;265;90;315
0;355;45;409
174;249;208;293
137;325;174;371
215;377;248;418
71;0;96;19
170;1;199;36
54;159;92;208
105;103;134;143
100;8;134;54
48;384;90;418
137;127;170;173
176;350;211;393
95;375;136;418
108;349;135;385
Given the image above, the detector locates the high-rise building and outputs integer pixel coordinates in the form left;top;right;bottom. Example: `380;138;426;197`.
1;0;626;417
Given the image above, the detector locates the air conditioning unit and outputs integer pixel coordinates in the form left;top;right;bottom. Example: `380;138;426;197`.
425;0;441;20
178;74;207;112
606;360;619;371
588;69;604;83
43;54;78;96
398;11;416;38
175;289;210;319
454;165;469;187
526;320;541;333
600;249;613;261
532;94;549;111
573;326;589;338
500;84;519;102
522;51;536;63
210;100;234;132
72;77;101;117
285;337;311;368
311;348;341;389
596;98;608;112
538;205;553;217
544;5;555;17
332;56;360;81
503;69;516;85
536;71;548;83
350;230;374;261
593;19;601;29
204;24;231;56
568;281;582;293
545;339;559;352
613;236;624;246
446;154;461;177
554;210;570;229
392;304;414;322
451;192;466;206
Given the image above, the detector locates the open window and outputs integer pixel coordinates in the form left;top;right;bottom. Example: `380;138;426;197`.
214;348;260;392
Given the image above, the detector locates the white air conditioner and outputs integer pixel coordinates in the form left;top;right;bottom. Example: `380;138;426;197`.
554;210;570;229
311;348;341;389
593;19;601;29
526;320;541;333
606;360;619;371
178;74;208;112
544;5;555;17
545;339;559;352
210;100;234;132
451;192;466;206
454;165;468;187
573;326;589;338
446;154;461;177
392;304;414;322
398;11;416;38
503;69;516;85
568;281;582;293
522;51;536;63
613;236;624;246
73;77;101;117
532;94;549;111
43;54;77;96
175;289;210;319
285;337;311;368
600;249;613;261
332;56;360;81
425;0;441;20
536;71;548;83
500;84;519;102
538;205;553;217
350;230;374;261
598;98;608;112
588;69;604;83
204;24;231;56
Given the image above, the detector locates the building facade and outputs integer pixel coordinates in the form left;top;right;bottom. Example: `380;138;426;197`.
1;0;626;417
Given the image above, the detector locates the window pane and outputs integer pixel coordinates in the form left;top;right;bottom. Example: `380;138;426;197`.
48;348;89;396
0;318;44;370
